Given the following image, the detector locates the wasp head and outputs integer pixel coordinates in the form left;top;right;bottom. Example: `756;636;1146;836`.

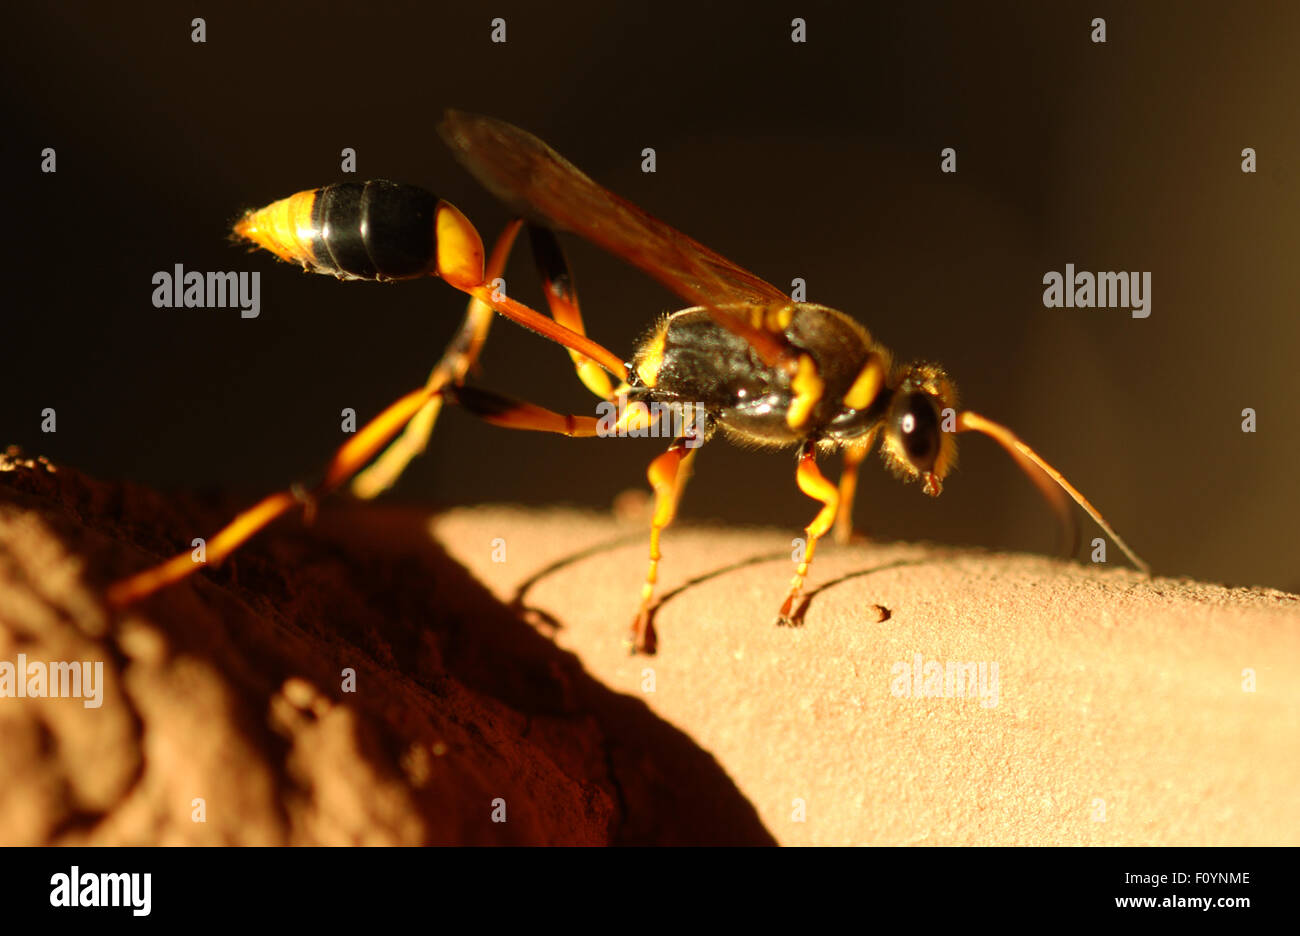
880;362;959;496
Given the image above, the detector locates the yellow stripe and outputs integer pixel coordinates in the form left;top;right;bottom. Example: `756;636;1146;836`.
434;202;485;289
232;188;320;268
635;322;669;388
787;354;824;428
844;356;885;410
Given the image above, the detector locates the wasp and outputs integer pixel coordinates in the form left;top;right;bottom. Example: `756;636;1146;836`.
109;111;1150;653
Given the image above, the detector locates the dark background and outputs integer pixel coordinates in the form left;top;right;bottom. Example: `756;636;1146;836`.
3;1;1296;591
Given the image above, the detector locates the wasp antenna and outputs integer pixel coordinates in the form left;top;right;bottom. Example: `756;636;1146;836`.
956;411;1150;575
994;435;1080;561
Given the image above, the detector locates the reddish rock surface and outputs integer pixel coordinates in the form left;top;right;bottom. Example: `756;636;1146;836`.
0;450;771;845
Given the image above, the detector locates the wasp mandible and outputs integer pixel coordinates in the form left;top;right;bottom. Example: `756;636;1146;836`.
110;111;1149;653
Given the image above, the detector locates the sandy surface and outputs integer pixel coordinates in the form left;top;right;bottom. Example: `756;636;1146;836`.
1;451;1296;845
435;506;1300;845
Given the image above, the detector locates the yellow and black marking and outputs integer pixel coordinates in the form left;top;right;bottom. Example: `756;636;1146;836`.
787;353;824;429
234;180;485;288
843;354;888;411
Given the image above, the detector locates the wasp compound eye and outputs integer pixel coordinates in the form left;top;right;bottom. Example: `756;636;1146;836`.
898;391;939;468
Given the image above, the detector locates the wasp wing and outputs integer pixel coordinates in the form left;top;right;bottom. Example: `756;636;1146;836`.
439;110;795;368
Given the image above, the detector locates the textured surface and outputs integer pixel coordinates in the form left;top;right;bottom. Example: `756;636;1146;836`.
1;451;1296;845
0;452;767;845
436;506;1300;845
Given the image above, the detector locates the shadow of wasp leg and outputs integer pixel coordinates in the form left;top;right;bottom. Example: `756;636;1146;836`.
107;381;452;609
352;220;526;500
632;435;701;655
778;441;840;626
527;225;615;400
833;428;877;546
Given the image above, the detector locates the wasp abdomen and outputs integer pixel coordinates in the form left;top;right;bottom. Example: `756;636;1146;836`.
234;180;484;287
315;181;439;279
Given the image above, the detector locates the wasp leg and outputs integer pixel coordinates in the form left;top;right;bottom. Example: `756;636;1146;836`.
352;220;525;500
405;385;707;655
527;225;616;400
430;202;629;384
107;380;456;608
778;442;840;626
833;428;878;545
447;388;709;655
108;380;623;607
356;220;624;499
631;432;703;655
442;385;603;437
